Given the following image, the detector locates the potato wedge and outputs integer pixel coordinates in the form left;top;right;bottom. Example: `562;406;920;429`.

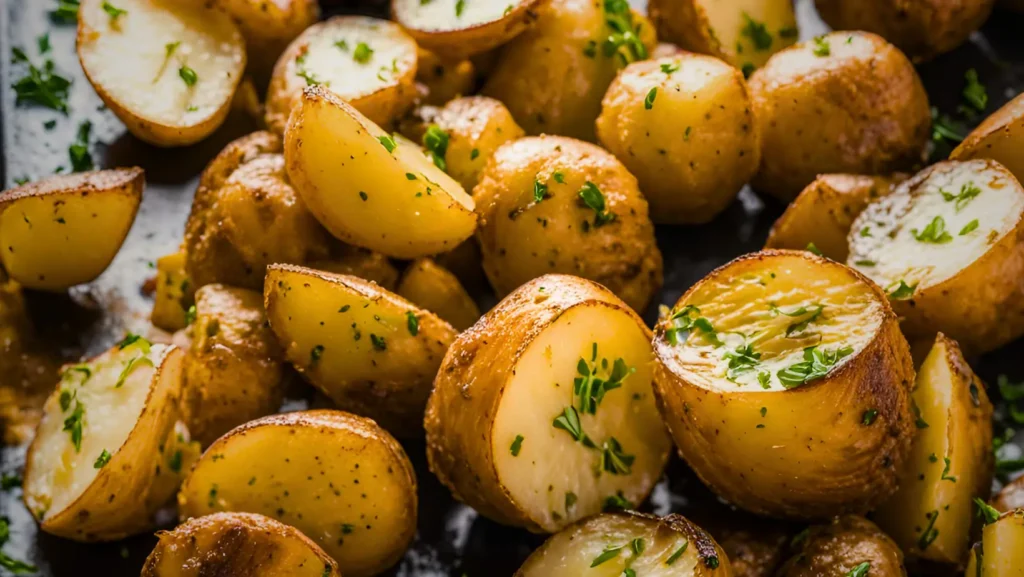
182;284;284;447
264;264;457;437
415;48;476;106
648;0;798;73
952;92;1024;184
265;16;418;134
516;511;732;576
396;258;480;331
777;516;906;577
964;509;1024;576
764;174;903;261
77;0;246;147
284;86;477;259
142;512;340;577
652;250;915;519
212;0;319;86
874;333;994;566
177;410;418;577
0;169;143;291
150;250;194;332
474;136;663;313
23;337;187;540
393;0;545;60
425;275;672;533
848;159;1024;355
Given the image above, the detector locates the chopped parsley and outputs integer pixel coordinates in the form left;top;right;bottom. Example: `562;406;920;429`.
573;344;634;415
115;355;153;388
406;311;419;336
353;42;374;63
69;120;94;172
861;409;878;425
510;435;524;456
644;87;657;110
918;510;940;550
975;498;1001;525
805;242;822;256
0;517;37;573
723;343;760;381
533;180;548;203
601;0;648;65
552;406;584;442
664;305;717;346
660;62;680;75
455;0;466;17
62;399;85;452
741;63;756;79
564;492;577;511
887;280;916;300
603;492;633;510
11;51;71;113
940;457;957;482
377;134;397;153
779;26;799;39
777;345;853;389
178;65;197;87
962;68;987;112
168;450;183;473
941;181;981;211
422;125;449;171
1;474;21;490
370;334;387;351
185;305;197;326
931;107;966;144
665;541;688;565
50;0;80;24
741;13;773;51
334;39;349;51
578;181;615;227
912;215;953;244
102;1;127;21
812;36;831;57
847;562;870;577
590;545;623;567
599;437;634;475
93;449;112;469
959;219;980;235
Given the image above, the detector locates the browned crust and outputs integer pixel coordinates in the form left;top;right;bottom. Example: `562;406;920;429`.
0;168;144;208
777;515;906;577
392;0;548;60
647;0;717;59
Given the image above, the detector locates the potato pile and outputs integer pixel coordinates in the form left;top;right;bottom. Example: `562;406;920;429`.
4;0;1024;576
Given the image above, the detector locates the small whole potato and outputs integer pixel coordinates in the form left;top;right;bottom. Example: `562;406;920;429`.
749;31;931;201
596;53;760;224
474;135;663;313
777;516;906;577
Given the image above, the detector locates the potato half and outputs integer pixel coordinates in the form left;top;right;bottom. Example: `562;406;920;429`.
396;258;480;331
23;339;187;540
264;264;457;437
652;250;915;519
952;92;1024;184
142;512;340;577
848;159;1024;355
393;0;545;59
964;510;1024;576
150;250;194;333
212;0;319;86
777;516;906;577
265;16;418;134
285;86;477;258
177;410;418;577
425;274;671;533
0;169;143;291
749;31;931;201
516;511;732;576
77;0;246;147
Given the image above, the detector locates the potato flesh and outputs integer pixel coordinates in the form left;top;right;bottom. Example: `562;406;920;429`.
491;305;670;532
394;0;529;31
849;161;1024;291
971;512;1024;575
150;251;192;332
700;0;798;68
953;95;1024;184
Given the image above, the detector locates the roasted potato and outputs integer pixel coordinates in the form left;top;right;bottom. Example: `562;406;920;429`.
652;250;915;519
265;16;418;134
181;284;284;447
425;275;672;533
474;136;663;313
397;96;526;192
396;258;480;331
964;509;1024;576
951;92;1024;183
184;131;330;291
814;0;995;62
416;48;476;106
392;0;546;60
596;53;760;224
77;0;246;147
150;250;194;333
23;338;187;540
848;159;1024;355
764;174;903;261
433;237;487;294
874;333;993;566
702;518;791;577
777;516;907;577
648;0;799;73
516;511;732;576
749;31;931;201
995;476;1024;511
264;264;457;437
212;0;319;86
284;86;477;259
308;245;400;291
142;512;340;577
0;169;143;291
177;410;418;577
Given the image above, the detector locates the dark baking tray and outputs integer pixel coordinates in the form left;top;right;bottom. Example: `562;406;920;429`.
2;1;1023;575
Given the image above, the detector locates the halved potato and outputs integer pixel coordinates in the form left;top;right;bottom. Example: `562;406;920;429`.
415;48;476;106
264;264;457;437
392;0;545;60
77;0;246;147
284;86;477;259
396;258;480;331
764;174;903;261
0;169;143;291
425;274;672;533
177;410;418;577
265;16;418;134
516;511;732;576
652;250;915;519
142;512;340;577
964;509;1024;576
212;0;319;86
952;92;1024;184
873;333;993;566
848;159;1024;355
150;250;194;332
776;516;906;577
23;338;186;540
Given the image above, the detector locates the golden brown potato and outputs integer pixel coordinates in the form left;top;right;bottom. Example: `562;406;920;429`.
705;521;791;577
396;258;480;331
951;92;1024;184
777;516;907;577
995;477;1024;512
212;0;319;86
426;275;672;533
964;509;1024;575
596;53;760;224
764;174;904;261
393;0;547;60
433;237;487;294
814;0;995;62
184;131;330;291
652;250;915;519
474;135;663;313
749;31;931;201
150;250;194;333
416;48;476;106
308;245;400;291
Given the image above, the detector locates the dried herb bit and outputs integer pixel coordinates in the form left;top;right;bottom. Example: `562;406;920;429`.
552;406;584;442
741;62;756;79
600;436;635;475
931;107;966;144
911;216;953;244
861;409;878;425
962;68;988;112
941;181;982;211
406;311;419;336
573;344;635;414
510;435;524;456
975;497;1001;525
533;180;548;203
741;13;773;51
353;42;374;63
422;125;449;171
11;52;72;113
665;540;688;565
370;334;387;351
590;545;624;567
812;36;831;57
886;280;917;301
603;491;633;511
660;62;680;75
847;562;870;577
310;344;324;366
644;87;657;110
377;134;397;153
777;345;853;389
805;242;822;256
69;120;94;173
93;449;112;469
918;510;940;550
578;181;616;227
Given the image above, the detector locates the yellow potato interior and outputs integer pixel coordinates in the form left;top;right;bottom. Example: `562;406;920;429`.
978;512;1024;575
394;0;530;31
954;95;1024;183
700;0;798;68
491;304;670;532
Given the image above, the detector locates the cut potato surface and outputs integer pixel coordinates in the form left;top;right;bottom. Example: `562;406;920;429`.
212;0;319;85
150;250;193;333
177;410;418;577
848;160;1024;354
285;86;477;258
964;510;1024;577
24;339;186;540
426;275;671;533
0;169;143;291
265;16;417;134
392;0;545;59
77;0;246;147
653;250;914;519
396;258;481;331
516;511;732;576
264;264;457;437
952;92;1024;184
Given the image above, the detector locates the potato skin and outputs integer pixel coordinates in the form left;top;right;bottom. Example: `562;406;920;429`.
416;48;477;107
150;250;194;333
777;516;907;577
308;245;400;291
951;92;1024;183
394;0;548;60
596;54;760;224
397;258;480;331
749;31;930;201
474;135;663;313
